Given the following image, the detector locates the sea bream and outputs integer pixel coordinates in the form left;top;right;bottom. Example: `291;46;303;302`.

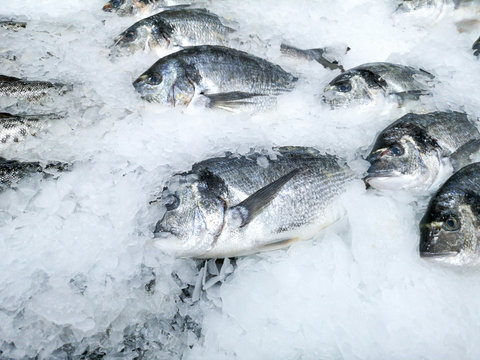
133;45;297;110
419;162;480;265
152;147;354;258
365;112;480;192
102;0;193;16
0;75;71;102
111;8;234;56
323;62;435;107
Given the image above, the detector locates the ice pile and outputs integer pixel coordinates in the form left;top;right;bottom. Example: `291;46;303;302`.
1;0;480;359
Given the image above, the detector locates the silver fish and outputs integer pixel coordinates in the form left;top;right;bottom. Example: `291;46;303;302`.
103;0;193;16
0;112;62;148
419;162;480;265
323;62;435;107
365;112;480;192
0;75;71;102
133;45;297;110
152;147;354;258
397;0;477;12
112;8;234;56
0;19;27;31
280;43;349;71
0;158;68;190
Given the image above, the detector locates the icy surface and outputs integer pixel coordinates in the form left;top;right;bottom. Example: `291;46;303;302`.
1;0;480;359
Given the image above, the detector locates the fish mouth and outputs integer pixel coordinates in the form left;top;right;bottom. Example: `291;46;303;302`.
102;3;112;11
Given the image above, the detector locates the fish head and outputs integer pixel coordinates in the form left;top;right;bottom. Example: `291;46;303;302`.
112;23;158;55
153;171;228;257
133;61;195;105
103;0;136;15
419;195;480;265
323;69;386;107
365;124;440;191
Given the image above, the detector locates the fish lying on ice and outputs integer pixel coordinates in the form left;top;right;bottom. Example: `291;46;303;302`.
0;75;72;102
111;8;234;56
133;45;297;110
0;112;63;149
365;111;480;192
323;62;435;107
0;158;68;190
280;43;349;71
102;0;194;16
152;147;354;258
0;19;27;31
419;162;480;265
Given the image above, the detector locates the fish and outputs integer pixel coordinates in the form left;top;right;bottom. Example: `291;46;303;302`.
102;0;192;16
365;111;480;192
280;43;349;71
111;8;234;56
152;146;354;258
0;19;27;31
419;162;480;265
0;75;72;102
0;157;68;190
0;112;63;148
323;62;435;107
133;45;297;110
397;0;477;12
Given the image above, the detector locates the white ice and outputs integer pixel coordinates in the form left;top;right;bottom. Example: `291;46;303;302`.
1;0;480;359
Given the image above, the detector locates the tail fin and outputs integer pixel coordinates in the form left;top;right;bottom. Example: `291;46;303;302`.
280;43;349;72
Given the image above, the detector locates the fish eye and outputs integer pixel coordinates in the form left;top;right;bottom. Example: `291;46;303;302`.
123;30;136;42
337;81;352;93
147;74;162;85
164;194;180;211
443;215;460;231
111;0;122;7
389;143;404;156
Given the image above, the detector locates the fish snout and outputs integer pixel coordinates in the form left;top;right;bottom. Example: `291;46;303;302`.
133;75;148;90
103;3;112;11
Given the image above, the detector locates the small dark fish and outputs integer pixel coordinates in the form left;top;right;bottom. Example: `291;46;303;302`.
133;45;297;110
103;0;192;16
280;43;350;72
112;8;234;56
0;158;68;190
323;62;435;107
365;112;480;192
152;146;354;258
0;20;27;31
419;162;480;265
0;112;63;149
0;75;72;102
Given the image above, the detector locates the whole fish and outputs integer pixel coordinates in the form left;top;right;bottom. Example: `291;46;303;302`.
365;112;480;192
419;162;480;265
0;75;71;102
103;0;193;16
112;8;234;56
133;45;297;110
0;158;68;190
0;112;62;148
152;147;354;258
323;62;435;107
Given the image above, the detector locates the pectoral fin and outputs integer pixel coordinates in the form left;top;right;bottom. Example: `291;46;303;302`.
451;139;480;171
202;91;268;111
391;89;431;104
228;168;300;228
